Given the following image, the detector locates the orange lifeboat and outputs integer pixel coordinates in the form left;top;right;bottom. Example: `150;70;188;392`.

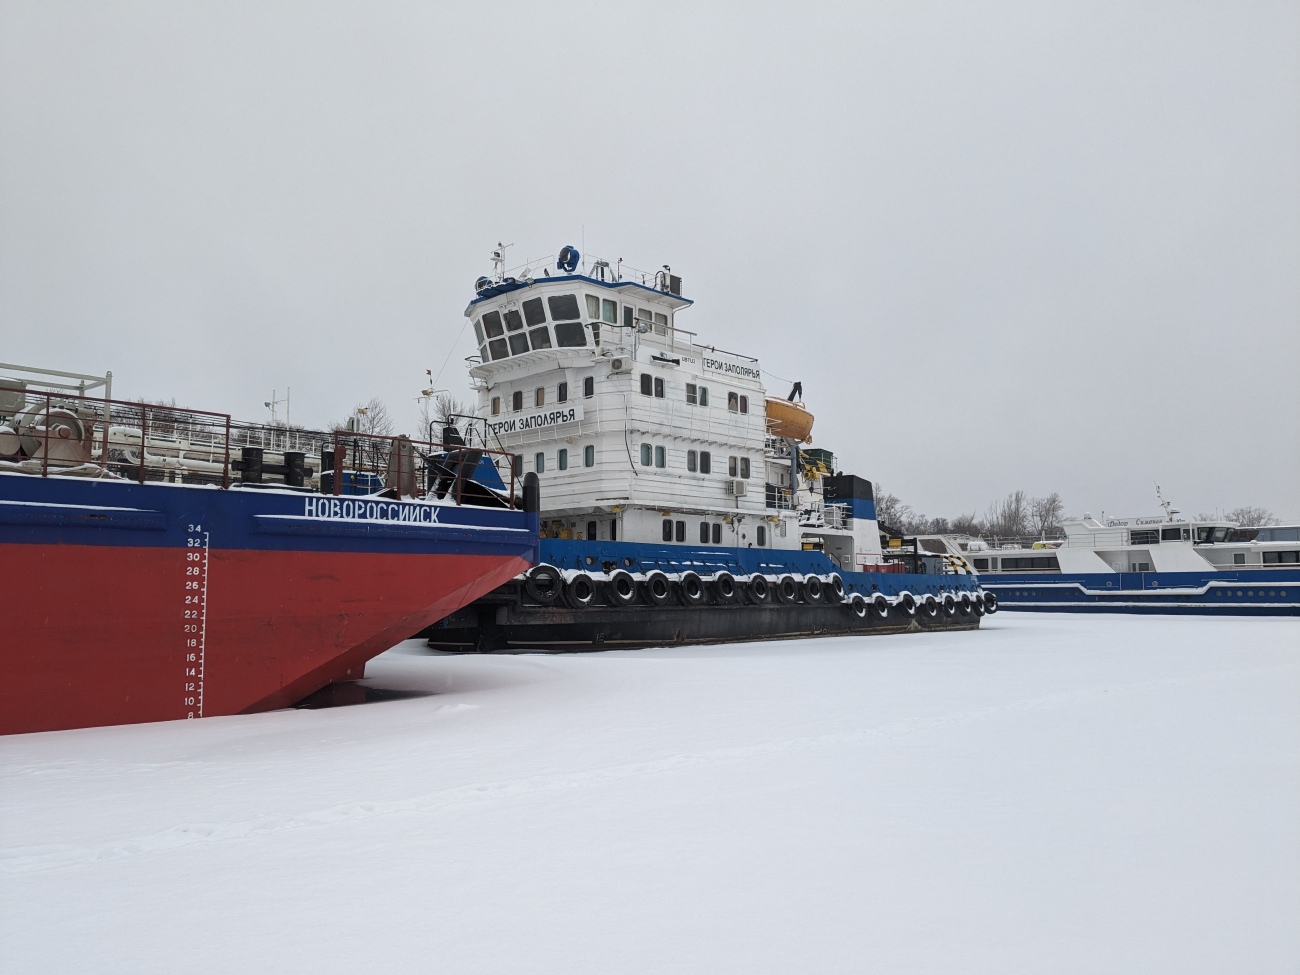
765;397;814;442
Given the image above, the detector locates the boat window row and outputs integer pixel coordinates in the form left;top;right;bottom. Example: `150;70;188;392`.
490;376;597;415
660;519;766;546
475;293;672;364
685;383;710;407
529;445;597;473
540;518;617;541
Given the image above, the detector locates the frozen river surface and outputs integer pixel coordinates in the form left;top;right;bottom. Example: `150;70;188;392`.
2;613;1297;973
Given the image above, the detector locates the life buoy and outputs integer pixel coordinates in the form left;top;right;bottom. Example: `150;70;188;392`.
802;575;826;604
774;575;800;604
747;575;772;605
848;593;868;618
712;571;739;604
984;592;999;614
897;592;917;617
564;572;596;610
678;570;706;606
958;593;973;615
524;564;562;604
643;570;672;606
942;593;957;617
873;593;890;619
827;573;846;600
607;569;638;607
919;594;939;618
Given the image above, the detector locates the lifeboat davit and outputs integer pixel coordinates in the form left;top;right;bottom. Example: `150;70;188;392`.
765;397;814;442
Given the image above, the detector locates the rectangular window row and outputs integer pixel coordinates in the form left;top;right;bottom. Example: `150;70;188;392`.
659;518;767;546
491;376;597;415
530;445;597;473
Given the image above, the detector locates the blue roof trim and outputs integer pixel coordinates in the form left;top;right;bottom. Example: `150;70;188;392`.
465;274;693;313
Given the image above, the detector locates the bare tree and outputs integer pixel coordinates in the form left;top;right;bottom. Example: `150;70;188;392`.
985;490;1029;539
950;512;982;536
1224;506;1279;527
873;489;913;531
1029;492;1064;537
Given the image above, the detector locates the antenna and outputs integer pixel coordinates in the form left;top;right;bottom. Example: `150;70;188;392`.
1154;483;1180;522
490;242;514;283
264;388;288;425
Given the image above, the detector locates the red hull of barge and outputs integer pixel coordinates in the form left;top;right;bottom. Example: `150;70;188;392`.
2;543;529;735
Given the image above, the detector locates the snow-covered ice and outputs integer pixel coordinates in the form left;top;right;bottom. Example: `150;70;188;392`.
2;613;1297;973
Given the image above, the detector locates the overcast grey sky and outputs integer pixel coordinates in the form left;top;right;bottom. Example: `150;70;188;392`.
2;2;1297;520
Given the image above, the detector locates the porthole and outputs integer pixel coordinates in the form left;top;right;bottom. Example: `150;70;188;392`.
1269;590;1276;596
1281;590;1287;596
585;556;596;567
1236;590;1243;596
1215;590;1221;596
1248;590;1254;596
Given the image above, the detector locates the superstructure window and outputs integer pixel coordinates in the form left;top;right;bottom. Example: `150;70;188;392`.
583;376;594;398
699;387;709;407
602;298;617;324
623;305;634;327
700;522;710;543
557;382;568;403
534;452;545;473
528;327;552;350
641;443;652;466
740;457;750;478
1130;530;1159;545
490;397;500;415
1001;556;1059;570
699;451;711;474
535;387;545;407
557;448;568;471
654;377;664;398
687;450;697;472
686;383;697;405
585;295;600;319
757;525;767;546
508;332;529;355
712;523;721;544
584;445;595;467
727;392;739;412
739;395;749;414
641;374;653;396
654;446;666;468
523;297;546;327
482;311;504;338
512;391;523;412
728;456;738;477
548;295;581;320
1263;551;1300;564
973;558;989;571
504;310;523;331
675;520;685;542
553;322;586;347
654;312;668;335
662;519;672;542
1161;527;1184;541
489;339;509;361
587;520;597;540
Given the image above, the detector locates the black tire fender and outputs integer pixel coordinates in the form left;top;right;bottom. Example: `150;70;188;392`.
919;594;939;618
564;572;596;610
643;570;672;606
747;575;772;605
712;571;739;604
678;570;706;606
897;592;917;617
942;593;957;617
984;592;999;614
524;564;562;604
873;593;891;619
802;575;826;605
958;593;973;615
774;574;800;605
827;573;846;600
848;592;868;618
607;569;638;607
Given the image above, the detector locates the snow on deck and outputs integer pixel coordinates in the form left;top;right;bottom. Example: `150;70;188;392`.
2;614;1297;973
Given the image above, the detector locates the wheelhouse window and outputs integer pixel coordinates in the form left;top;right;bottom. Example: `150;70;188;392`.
623;305;634;327
583;445;595;467
557;382;568;403
482;311;504;338
473;320;485;344
654;312;668;335
1160;527;1184;541
548;294;581;320
528;327;552;350
638;307;652;328
553;322;586;347
641;443;652;466
508;332;529;355
585;295;600;319
686;450;697;472
504;310;524;332
654;446;666;468
557;448;568;471
489;339;509;361
740;457;750;478
602;298;617;324
523;297;547;326
583;376;594;398
641;374;653;396
699;451;711;474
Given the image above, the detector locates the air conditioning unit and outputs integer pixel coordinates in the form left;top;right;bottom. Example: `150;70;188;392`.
726;479;747;497
609;357;634;374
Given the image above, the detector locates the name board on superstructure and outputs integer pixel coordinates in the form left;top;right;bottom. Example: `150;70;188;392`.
486;404;584;437
701;354;761;382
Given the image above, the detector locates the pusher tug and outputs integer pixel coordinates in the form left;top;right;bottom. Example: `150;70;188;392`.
0;364;539;735
425;244;990;653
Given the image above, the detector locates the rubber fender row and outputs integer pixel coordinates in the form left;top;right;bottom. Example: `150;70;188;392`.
525;565;852;611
